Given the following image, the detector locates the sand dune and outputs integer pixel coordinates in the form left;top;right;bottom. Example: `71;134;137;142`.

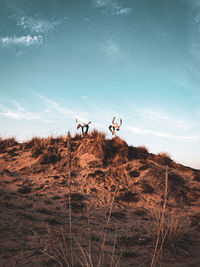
0;131;200;266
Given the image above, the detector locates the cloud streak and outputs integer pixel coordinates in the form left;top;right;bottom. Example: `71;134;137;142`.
0;101;53;123
136;108;190;130
1;35;43;46
93;0;131;16
16;15;62;34
0;13;65;49
128;126;198;141
39;96;75;117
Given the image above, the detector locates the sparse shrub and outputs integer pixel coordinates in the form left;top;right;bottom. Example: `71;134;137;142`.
25;136;54;152
155;152;173;166
0;137;18;151
24;136;63;162
146;166;189;202
150;168;193;267
72;132;82;141
31;143;43;157
128;145;149;160
146;165;165;181
89;129;104;139
42;189;120;267
40;147;61;164
151;209;192;255
139;145;149;153
76;130;129;164
168;171;185;187
24;137;41;149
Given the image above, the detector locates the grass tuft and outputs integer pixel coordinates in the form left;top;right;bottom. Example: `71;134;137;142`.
128;145;149;160
155;152;173;166
0;137;18;151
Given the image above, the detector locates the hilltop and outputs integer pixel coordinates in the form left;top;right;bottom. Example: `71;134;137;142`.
0;131;200;266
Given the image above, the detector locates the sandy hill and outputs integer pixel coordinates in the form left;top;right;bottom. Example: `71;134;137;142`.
0;131;200;266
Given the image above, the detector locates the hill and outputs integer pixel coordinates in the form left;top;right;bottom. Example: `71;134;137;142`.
0;131;200;266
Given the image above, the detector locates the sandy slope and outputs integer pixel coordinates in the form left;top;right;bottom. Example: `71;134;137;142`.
0;132;200;266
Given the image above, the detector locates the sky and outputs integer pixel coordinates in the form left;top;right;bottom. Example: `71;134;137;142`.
0;0;200;169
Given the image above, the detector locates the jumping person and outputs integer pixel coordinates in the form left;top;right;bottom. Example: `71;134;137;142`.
76;118;91;136
109;117;122;135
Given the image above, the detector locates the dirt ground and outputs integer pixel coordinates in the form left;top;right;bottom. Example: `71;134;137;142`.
0;134;200;266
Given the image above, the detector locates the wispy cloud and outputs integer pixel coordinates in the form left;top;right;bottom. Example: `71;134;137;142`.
114;7;131;15
128;126;198;141
39;95;94;126
93;0;131;16
0;101;53;123
39;96;75;117
101;40;120;57
15;15;63;34
136;108;190;130
1;35;43;46
0;14;66;49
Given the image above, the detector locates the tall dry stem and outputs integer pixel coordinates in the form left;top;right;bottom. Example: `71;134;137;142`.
87;203;92;265
67;131;73;266
97;187;117;267
110;226;118;267
151;167;168;267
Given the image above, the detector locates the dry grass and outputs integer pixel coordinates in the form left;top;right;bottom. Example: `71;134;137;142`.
155;152;173;166
151;210;192;251
42;136;120;266
128;145;149;160
0;131;199;266
77;130;106;160
72;132;82;141
42;191;120;267
39;147;61;164
0;137;18;151
25;136;52;149
150;168;193;267
23;136;63;164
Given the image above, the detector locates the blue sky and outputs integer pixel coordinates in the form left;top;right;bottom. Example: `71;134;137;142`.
0;0;200;169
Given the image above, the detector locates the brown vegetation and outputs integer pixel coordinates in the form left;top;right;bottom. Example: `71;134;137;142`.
154;152;173;166
0;137;18;151
0;131;199;266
